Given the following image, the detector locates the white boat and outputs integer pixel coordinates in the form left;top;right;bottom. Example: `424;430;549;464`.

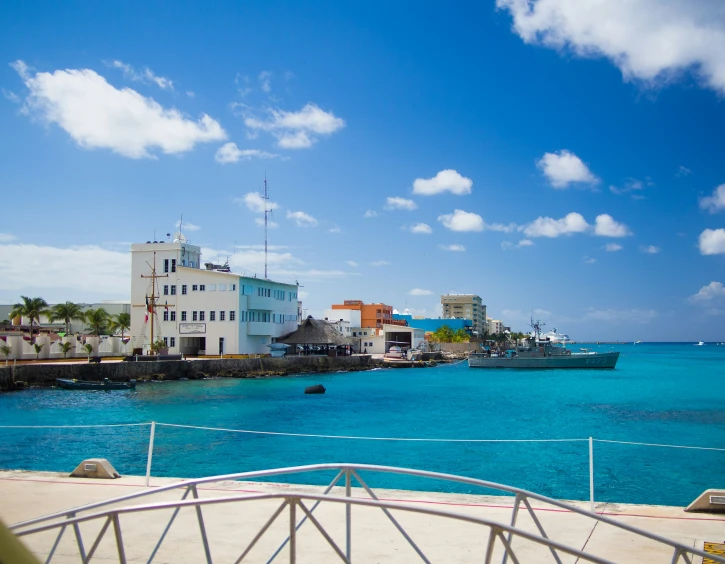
540;328;571;343
695;341;705;346
634;340;642;344
469;319;619;369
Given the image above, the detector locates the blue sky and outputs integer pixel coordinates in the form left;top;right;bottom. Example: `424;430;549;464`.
1;0;725;341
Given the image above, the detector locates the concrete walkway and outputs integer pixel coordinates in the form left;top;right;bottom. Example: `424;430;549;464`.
1;470;723;563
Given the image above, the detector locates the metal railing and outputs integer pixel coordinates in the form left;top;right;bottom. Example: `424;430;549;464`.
9;463;723;564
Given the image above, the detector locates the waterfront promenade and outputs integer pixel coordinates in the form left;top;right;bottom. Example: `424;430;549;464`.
2;469;724;563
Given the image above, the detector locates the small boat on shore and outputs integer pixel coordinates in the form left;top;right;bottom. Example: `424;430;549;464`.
56;378;136;390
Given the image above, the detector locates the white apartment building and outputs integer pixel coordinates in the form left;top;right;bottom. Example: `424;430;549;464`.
441;294;487;335
131;240;299;356
487;318;505;335
323;308;361;340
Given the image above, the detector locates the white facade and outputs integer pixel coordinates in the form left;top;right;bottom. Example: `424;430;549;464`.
487;318;504;335
130;241;299;356
323;308;362;328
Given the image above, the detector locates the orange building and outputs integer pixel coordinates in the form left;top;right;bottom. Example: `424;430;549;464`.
331;300;407;329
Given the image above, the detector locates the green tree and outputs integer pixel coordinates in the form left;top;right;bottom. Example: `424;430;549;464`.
452;328;470;343
9;296;49;344
433;325;455;343
150;338;167;354
109;312;131;339
84;308;110;336
47;302;86;335
59;342;73;359
83;343;94;360
33;342;44;360
1;343;11;366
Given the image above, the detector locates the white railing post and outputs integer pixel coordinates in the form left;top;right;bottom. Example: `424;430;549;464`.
145;421;156;487
589;436;594;513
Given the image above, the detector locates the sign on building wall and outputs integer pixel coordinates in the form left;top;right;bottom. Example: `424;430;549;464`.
179;323;206;334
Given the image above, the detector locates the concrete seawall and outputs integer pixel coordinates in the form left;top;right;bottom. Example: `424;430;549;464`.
0;355;383;390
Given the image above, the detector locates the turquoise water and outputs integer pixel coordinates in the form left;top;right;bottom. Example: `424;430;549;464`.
1;343;724;506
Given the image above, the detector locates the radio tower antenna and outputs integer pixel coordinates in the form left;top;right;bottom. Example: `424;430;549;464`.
263;173;269;279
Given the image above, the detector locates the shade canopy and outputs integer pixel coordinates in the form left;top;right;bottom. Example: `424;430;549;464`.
277;316;353;346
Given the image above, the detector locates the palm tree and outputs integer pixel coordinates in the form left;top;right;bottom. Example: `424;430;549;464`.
1;343;11;366
9;296;49;344
84;308;110;336
83;343;94;360
452;328;470;343
47;302;86;335
59;342;73;359
33;342;44;360
109;312;131;339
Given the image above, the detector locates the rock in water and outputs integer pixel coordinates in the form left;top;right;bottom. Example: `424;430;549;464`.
305;384;326;394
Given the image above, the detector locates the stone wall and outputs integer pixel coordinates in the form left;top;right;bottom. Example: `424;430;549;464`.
0;355;382;391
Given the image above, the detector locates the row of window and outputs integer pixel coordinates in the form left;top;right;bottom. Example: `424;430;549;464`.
163;259;176;274
165;283;239;295
254;287;298;301
162;337;176;347
352;331;370;337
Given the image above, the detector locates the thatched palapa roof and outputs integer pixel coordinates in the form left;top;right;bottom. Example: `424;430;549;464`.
277;317;353;346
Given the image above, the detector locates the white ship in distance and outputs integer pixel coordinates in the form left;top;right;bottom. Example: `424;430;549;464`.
540;328;571;343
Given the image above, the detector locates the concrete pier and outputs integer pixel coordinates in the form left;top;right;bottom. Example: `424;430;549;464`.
2;470;724;563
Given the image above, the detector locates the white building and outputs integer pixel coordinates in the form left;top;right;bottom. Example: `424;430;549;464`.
131;240;300;356
487;318;505;335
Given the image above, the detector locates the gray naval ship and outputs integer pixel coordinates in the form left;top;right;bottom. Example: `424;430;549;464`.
468;320;620;369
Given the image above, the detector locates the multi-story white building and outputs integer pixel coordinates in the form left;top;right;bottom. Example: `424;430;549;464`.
486;318;505;335
441;294;487;336
130;240;300;356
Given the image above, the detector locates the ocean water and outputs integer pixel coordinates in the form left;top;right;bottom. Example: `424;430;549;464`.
1;343;724;506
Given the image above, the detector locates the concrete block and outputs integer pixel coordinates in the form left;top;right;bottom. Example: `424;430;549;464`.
69;458;120;479
684;489;725;513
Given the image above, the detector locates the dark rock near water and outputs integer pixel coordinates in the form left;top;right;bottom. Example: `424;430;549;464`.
304;384;326;394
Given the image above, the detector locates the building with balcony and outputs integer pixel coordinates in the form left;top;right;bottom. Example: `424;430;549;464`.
130;240;299;356
440;294;486;336
330;300;406;329
486;318;505;335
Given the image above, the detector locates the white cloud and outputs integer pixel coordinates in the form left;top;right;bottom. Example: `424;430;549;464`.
286;210;318;227
609;178;653;195
413;170;473;196
689;281;725;304
438;209;484;232
537;150;598;188
258;71;272;93
483;221;518;233
109;60;174;90
371;260;390;266
235;192;279;214
699;228;725;255
176;220;201;232
501;239;534;250
583;256;597;264
594;214;632;237
242;103;345;149
254;218;279;228
700;184;725;213
522;212;588;237
439;244;466;252
0;243;129;298
496;0;725;96
410;222;433;234
235;244;289;250
640;245;660;254
329;227;341;233
677;165;692;177
2;88;20;103
186;91;195;98
385;197;417;211
409;288;433;296
346;261;358;267
214;142;280;164
584;307;658;324
13;61;226;159
0;234;17;243
604;243;623;252
364;210;378;218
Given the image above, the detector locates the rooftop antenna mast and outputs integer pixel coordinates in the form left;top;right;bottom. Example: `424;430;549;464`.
263;173;270;279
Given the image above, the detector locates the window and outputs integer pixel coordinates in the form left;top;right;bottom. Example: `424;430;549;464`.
230;311;235;321
210;311;215;321
208;284;216;291
170;285;176;295
163;285;169;295
192;284;198;291
181;311;187;321
182;285;187;295
192;311;198;321
163;311;169;321
231;284;236;291
164;259;169;273
170;311;176;321
170;337;175;347
220;311;225;321
171;259;176;273
163;337;168;346
219;284;226;291
199;284;205;291
199;311;205;321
